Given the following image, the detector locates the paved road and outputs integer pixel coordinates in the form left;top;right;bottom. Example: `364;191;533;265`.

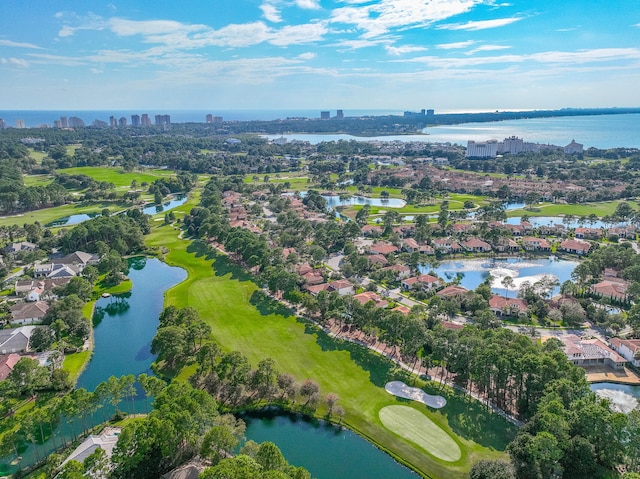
326;254;344;272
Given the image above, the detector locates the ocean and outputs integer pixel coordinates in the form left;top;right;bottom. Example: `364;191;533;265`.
1;110;639;149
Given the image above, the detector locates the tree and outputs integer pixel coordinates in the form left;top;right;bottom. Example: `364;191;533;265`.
469;460;515;479
501;276;515;298
29;326;56;351
560;301;586;327
256;441;288;472
8;357;48;397
84;446;110;479
200;455;263;479
524;191;541;210
58;460;85;479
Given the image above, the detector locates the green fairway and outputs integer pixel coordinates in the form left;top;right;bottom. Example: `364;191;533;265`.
23;174;54;187
379;405;462;462
507;200;636;218
145;211;515;478
58;166;173;188
0;202;130;228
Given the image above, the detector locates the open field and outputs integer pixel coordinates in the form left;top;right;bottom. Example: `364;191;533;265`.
379;405;462;462
63;351;92;382
22;175;54;187
145;204;516;478
58;166;172;188
0;202;128;228
27;148;47;164
507;200;638;218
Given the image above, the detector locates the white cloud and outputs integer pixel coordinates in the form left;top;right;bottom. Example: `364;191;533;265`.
260;3;283;22
109;18;206;37
0;39;45;49
295;0;321;9
437;40;476;49
385;45;428;56
1;57;29;67
331;0;486;38
57;12;106;37
90;68;103;74
634;23;640;27
333;37;392;51
437;17;522;31
465;45;510;55
297;52;317;60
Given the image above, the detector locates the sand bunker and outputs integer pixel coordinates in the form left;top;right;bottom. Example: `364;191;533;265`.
385;381;446;409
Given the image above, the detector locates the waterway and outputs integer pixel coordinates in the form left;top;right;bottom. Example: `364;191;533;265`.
241;411;420;479
424;257;578;297
591;382;640;414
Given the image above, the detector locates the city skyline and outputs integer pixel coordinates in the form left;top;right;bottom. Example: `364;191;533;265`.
1;0;639;110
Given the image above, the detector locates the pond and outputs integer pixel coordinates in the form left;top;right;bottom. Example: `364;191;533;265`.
142;194;187;215
591;382;640;413
241;410;420;479
505;216;626;229
323;194;406;210
77;257;187;391
422;257;578;296
46;212;100;227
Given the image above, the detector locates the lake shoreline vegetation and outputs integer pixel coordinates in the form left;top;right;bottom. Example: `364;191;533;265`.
1;119;640;478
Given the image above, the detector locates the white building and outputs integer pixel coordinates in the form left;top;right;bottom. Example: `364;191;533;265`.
466;140;499;158
564;139;584;154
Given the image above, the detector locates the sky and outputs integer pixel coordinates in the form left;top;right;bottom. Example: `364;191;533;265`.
1;0;640;111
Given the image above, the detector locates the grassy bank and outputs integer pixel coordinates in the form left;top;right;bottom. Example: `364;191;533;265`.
0;202;128;228
145;223;515;478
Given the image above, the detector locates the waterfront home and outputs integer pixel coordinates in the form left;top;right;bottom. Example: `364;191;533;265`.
610;338;640;367
492;237;520;253
402;238;420;253
460;238;492;253
558;334;626;370
560;239;591;255
432;239;462;254
521;237;551;251
353;291;389;308
608;226;636;239
401;274;442;292
61;427;121;468
56;251;100;269
10;301;49;325
489;295;528;317
575;227;603;240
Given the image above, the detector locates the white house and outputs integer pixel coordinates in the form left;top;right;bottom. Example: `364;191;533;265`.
610;338;640;367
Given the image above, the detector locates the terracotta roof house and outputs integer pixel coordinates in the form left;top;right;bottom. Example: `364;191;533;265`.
442;321;464;330
436;285;469;298
328;279;355;296
522;237;551;251
575;227;603;240
608;226;636;239
10;302;49;325
353;291;389;308
493;238;519;252
380;264;412;280
560;239;591;255
460;238;492;253
489;295;527;317
452;223;474;234
368;242;399;256
361;225;383;237
367;254;389;266
0;353;22;381
302;271;325;286
432;239;462;253
402;238;420;253
589;279;629;301
306;283;332;296
392;305;411;316
418;243;435;255
610;338;640;367
295;263;314;276
558;334;626;370
401;274;442;291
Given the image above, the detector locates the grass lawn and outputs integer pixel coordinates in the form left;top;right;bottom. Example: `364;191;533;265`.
27;148;48;164
58;166;173;188
379;405;462;462
23;175;54;187
63;351;92;381
0;202;128;228
145;222;515;479
507;200;636;218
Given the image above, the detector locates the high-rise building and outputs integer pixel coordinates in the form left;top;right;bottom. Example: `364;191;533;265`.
16;119;25;129
131;114;140;127
336;110;344;119
110;116;118;128
54;120;62;128
118;117;127;127
92;119;108;128
60;116;68;128
68;116;85;128
0;118;5;129
426;109;434;116
155;114;171;126
206;114;213;123
141;114;151;126
320;111;330;120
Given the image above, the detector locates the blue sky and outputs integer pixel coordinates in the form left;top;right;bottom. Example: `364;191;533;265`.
1;0;639;111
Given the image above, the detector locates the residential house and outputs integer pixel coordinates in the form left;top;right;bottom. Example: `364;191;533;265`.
560;239;591;255
489;295;527;317
432;239;462;254
368;242;399;256
328;279;355;296
460;238;492;253
34;263;80;279
0;326;35;354
10;301;49;325
353;292;389;308
589;278;629;301
302;271;324;286
575;227;603;240
361;225;383;237
295;263;314;276
380;264;412;281
56;251;100;269
418;243;435;255
537;224;566;236
392;305;411;316
402;238;420;253
367;254;389;267
61;427;121;467
608;226;636;239
558;334;626;370
610;338;640;367
493;237;519;253
306;283;332;296
522;237;551;251
436;285;469;298
401;274;442;292
3;242;37;254
0;353;22;381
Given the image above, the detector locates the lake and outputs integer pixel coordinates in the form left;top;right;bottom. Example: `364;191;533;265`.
423;257;578;296
264;113;640;149
142;195;187;215
323;194;406;210
505;216;626;229
591;382;640;413
241;410;420;479
46;212;100;227
76;257;187;391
